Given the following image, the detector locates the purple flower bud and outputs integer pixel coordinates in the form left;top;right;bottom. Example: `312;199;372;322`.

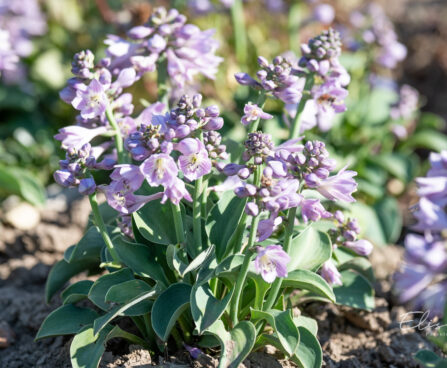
345;239;373;256
321;259;342;286
54;170;76;187
237;167;251;180
223;163;246;176
78;178;96;195
175;124;191;138
205;105;220;117
334;210;345;224
245;202;259;217
203;117;224;131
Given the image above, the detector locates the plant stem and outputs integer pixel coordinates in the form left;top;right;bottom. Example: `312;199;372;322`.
192;131;205;253
192;175;203;252
171;202;185;245
105;106;126;164
229;165;262;325
157;57;169;107
262;206;297;311
289;77;315;139
248;93;267;133
288;3;302;55
89;193;120;264
201;179;209;217
231;0;247;70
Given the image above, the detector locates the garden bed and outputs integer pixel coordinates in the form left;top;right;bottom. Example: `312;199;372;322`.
0;192;436;368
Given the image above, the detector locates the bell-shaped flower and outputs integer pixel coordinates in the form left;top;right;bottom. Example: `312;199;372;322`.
140;153;179;188
254;245;290;283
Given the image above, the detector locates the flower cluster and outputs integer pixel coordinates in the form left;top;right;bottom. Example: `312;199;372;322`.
188;0;234;15
395;151;447;317
235;55;305;104
348;3;407;69
102;94;225;213
0;0;46;79
106;7;222;89
222;121;359;273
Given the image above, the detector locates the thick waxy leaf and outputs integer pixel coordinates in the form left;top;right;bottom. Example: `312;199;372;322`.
0;165;45;206
113;236;168;287
183;245;215;276
204;320;256;368
206;191;247;261
333;271;375;310
45;258;98;303
166;244;188;275
93;289;156;335
251;309;300;356
374;197;402;244
338;258;375;285
292;327;323;368
133;199;178;245
88;268;134;310
151;283;192;341
191;283;234;334
414;350;447;368
282;269;336;303
349;202;386;246
70;325;113;368
62;280;94;305
289;227;332;271
248;274;271;310
64;227;106;263
105;279;153;316
293;316;318;336
401;130;447;152
36;305;98;340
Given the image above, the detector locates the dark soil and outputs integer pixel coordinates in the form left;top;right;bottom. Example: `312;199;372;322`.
0;190;441;367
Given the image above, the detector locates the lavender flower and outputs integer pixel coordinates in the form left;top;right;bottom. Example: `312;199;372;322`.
257;215;283;242
140;153;179;188
390;84;419;120
106;7;222;90
54;126;108;150
254;245;290;283
313;4;335;25
395;151;447;318
301;199;332;222
0;30;18;73
72;79;109;119
161;178;193;205
241;103;273;126
176;138;212;181
307;167;358;203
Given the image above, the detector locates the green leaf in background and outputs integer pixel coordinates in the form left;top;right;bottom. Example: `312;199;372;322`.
206;191;247;261
151;283;192;341
282;269;336;303
401;130;447;152
191;283;234;334
363;87;397;125
61;280;94;305
338;258;375;285
204;320;256;368
333;271;375;310
374;197;402;244
0;165;45;206
288;226;332;271
349;202;386;246
36;305;98;340
414;349;447;368
251;309;300;356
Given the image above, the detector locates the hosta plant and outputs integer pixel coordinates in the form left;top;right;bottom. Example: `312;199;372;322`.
37;7;375;368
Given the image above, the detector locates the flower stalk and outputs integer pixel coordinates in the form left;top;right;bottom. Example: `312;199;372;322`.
88;193;120;265
105;106;126;164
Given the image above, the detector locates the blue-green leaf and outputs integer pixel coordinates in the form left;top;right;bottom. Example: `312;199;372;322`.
282;269;336;303
333;271;375;310
61;280;94;305
191;283;234;334
204;320;256;368
292;327;323;368
251;309;300;356
151;283;192;341
36;305;98;340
